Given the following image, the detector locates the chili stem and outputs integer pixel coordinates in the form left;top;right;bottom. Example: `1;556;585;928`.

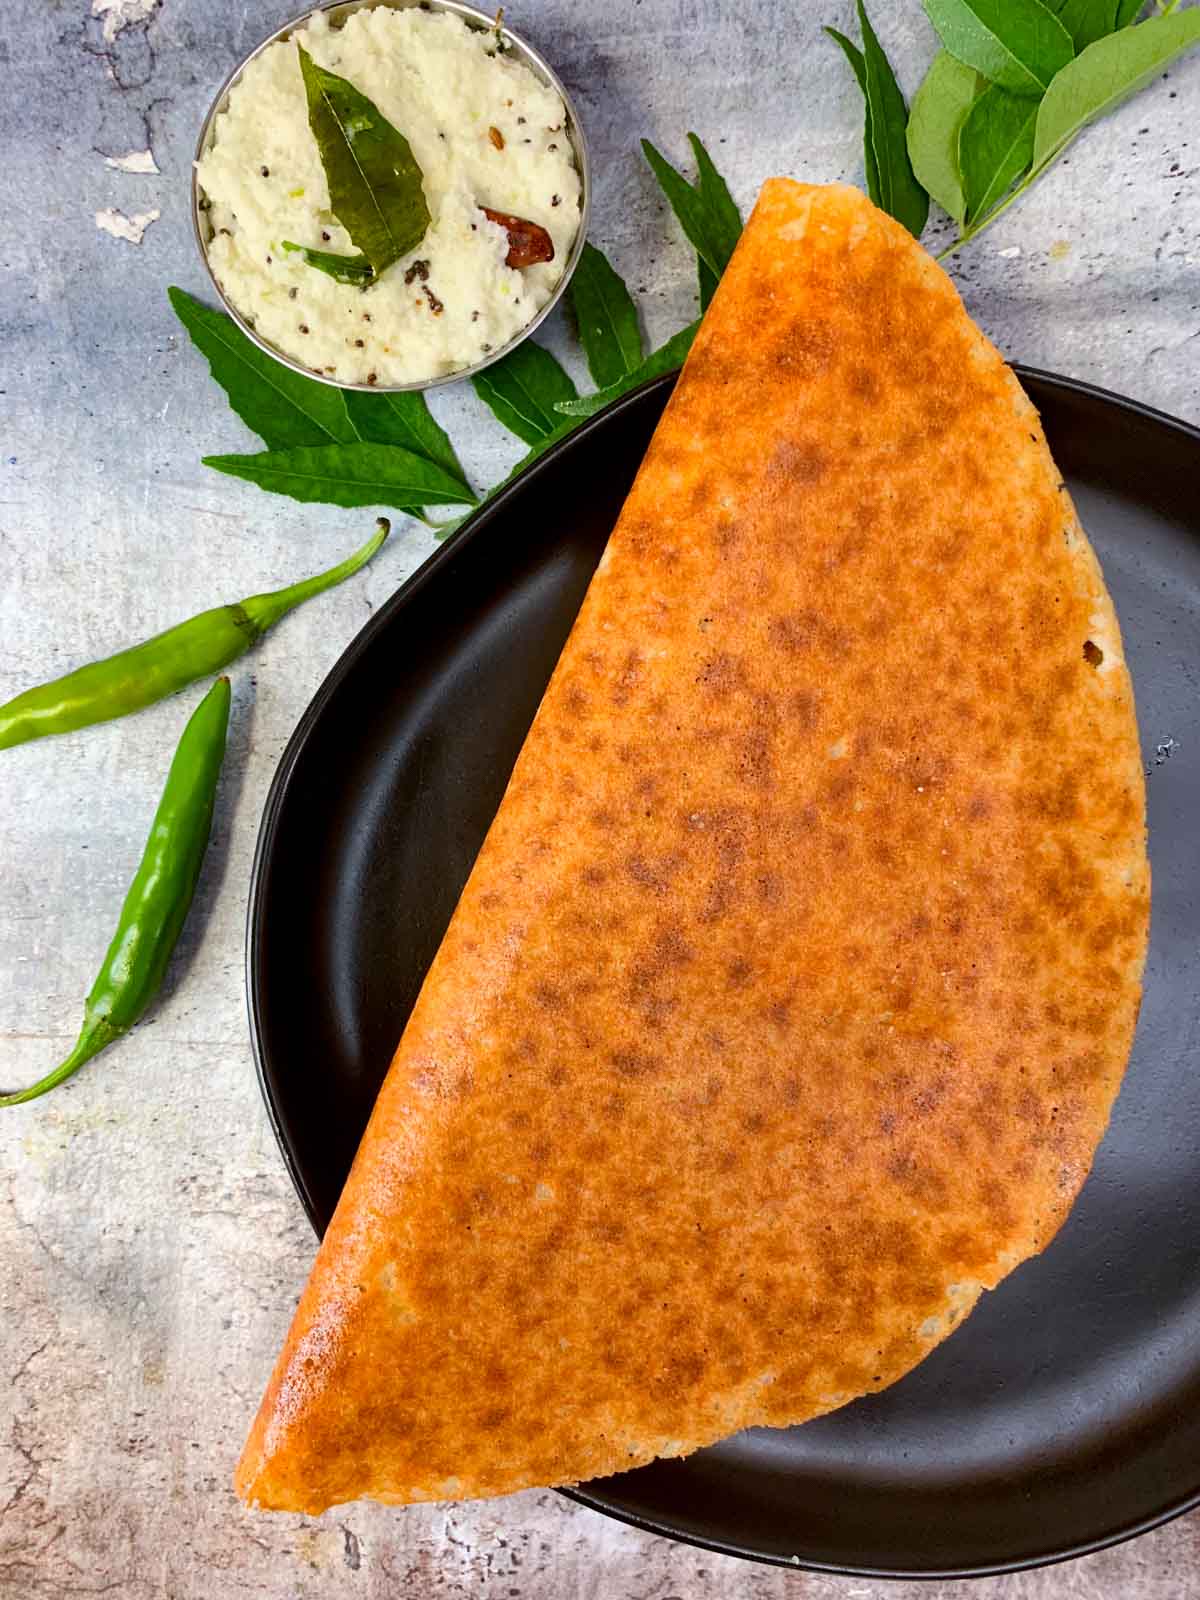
0;1017;115;1107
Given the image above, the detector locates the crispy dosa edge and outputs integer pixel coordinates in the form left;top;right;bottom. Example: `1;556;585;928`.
237;180;1149;1513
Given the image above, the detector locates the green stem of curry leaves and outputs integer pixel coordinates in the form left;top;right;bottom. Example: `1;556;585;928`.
935;174;1031;256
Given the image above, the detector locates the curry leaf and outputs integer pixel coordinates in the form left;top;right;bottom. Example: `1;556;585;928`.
959;84;1039;222
1051;0;1120;52
280;240;375;285
1032;9;1200;170
689;131;743;305
567;243;644;388
905;49;982;223
168;286;356;449
674;138;740;276
471;341;578;444
856;0;930;236
642;136;742;305
922;0;1075;96
556;320;700;420
202;442;475;510
341;389;472;492
296;45;430;276
826;28;883;205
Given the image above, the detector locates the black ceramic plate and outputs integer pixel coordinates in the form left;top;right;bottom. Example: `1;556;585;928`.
247;370;1200;1578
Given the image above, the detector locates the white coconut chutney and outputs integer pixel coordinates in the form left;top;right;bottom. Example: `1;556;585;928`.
196;7;582;386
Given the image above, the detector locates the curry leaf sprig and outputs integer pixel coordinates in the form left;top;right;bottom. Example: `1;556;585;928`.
835;0;1200;254
171;286;475;520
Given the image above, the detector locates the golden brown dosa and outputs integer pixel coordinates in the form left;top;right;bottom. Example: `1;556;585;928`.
237;180;1149;1512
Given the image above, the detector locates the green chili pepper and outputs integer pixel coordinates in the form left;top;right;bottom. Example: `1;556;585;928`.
0;519;389;752
1;677;231;1108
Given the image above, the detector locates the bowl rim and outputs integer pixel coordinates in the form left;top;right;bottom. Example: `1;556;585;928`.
190;0;591;394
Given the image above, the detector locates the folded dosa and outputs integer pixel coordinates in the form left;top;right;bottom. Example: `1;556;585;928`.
238;180;1149;1512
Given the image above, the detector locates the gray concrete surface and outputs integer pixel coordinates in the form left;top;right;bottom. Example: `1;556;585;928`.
2;1;1199;1596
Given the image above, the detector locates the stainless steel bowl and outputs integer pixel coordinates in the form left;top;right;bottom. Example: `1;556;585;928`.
191;0;590;393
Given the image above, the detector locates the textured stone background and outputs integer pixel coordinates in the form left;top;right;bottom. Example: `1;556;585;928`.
1;1;1198;1595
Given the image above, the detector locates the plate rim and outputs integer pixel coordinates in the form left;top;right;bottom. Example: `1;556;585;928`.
244;366;1200;1576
